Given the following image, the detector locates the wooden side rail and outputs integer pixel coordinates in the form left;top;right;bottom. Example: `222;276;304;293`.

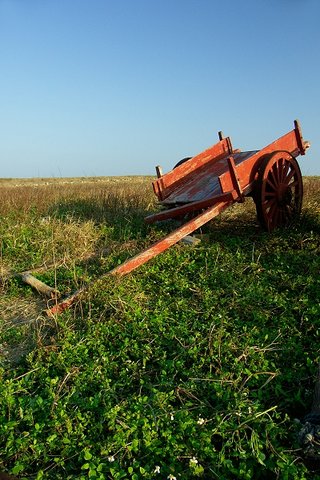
219;120;309;195
145;191;237;224
153;135;234;201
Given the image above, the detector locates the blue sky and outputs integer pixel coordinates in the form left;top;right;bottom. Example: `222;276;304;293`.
1;0;319;177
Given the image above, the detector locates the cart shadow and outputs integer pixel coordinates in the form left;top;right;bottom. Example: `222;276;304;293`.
47;198;153;241
48;196;320;251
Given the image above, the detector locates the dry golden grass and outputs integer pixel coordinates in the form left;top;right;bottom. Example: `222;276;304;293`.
1;174;318;216
0;176;155;216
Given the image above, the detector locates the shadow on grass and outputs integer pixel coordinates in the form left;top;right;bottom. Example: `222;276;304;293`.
48;197;152;242
47;193;320;257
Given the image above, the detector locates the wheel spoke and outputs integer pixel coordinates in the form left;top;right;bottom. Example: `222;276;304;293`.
283;167;296;185
276;160;282;183
288;180;299;189
271;163;280;186
294;190;301;200
264;190;277;198
283;205;292;221
288;182;302;207
277;158;284;182
267;202;278;222
280;160;290;182
285;204;294;218
263;198;276;210
266;177;277;192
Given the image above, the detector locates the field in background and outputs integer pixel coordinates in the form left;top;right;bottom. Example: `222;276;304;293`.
0;176;319;479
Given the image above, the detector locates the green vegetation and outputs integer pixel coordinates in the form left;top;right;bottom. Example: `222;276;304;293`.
0;176;319;479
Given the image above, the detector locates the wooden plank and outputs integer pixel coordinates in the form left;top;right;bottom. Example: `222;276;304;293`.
219;129;301;194
19;273;60;298
152;136;233;201
145;191;236;223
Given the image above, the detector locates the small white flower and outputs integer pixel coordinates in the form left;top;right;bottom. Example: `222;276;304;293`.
154;465;161;474
197;417;205;425
167;475;177;480
170;413;174;420
108;455;115;462
190;456;198;465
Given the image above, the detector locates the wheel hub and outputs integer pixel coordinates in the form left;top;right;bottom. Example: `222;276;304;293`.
276;183;292;207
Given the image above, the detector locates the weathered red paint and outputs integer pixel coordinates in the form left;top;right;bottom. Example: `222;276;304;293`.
152;136;234;201
46;120;309;316
153;121;309;209
219;126;309;195
145;191;236;224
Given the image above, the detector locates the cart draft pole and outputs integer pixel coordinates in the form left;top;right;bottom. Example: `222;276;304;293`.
46;198;234;316
45;197;234;316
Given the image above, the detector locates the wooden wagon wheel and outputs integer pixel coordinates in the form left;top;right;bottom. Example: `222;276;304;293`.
254;150;303;232
173;157;192;169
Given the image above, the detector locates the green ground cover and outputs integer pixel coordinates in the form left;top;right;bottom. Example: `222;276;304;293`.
0;177;319;479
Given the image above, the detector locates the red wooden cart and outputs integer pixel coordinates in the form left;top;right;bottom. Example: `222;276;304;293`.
47;120;309;315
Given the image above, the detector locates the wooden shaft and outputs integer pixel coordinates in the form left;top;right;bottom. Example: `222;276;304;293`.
20;273;59;299
46;199;233;316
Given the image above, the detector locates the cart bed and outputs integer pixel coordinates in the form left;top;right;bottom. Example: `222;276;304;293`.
161;150;258;205
152;121;308;212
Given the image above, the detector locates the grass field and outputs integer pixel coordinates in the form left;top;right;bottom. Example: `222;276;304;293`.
0;175;320;479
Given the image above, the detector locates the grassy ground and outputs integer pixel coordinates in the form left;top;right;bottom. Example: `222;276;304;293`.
0;176;319;479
